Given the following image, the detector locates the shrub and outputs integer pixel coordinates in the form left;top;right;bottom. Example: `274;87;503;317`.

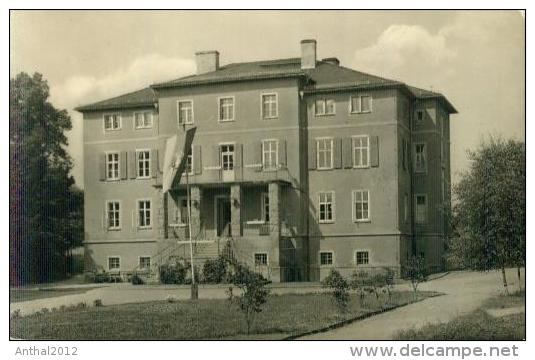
10;309;21;320
202;257;228;284
94;272;111;283
131;273;144;285
404;255;428;300
159;260;189;284
227;263;271;334
93;299;103;307
74;302;87;310
166;295;177;303
322;269;350;313
40;307;50;314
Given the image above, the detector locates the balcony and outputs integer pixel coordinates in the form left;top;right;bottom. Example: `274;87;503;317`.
170;165;292;187
243;221;271;237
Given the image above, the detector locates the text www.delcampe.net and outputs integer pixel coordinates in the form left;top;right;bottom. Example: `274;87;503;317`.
350;344;520;359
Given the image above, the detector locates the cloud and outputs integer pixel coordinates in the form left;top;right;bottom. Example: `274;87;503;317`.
48;53;195;187
353;24;455;77
49;53;195;110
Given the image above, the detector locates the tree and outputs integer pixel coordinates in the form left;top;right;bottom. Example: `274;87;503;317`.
322;269;350;313
404;255;427;300
10;72;82;285
449;137;525;294
227;263;271;334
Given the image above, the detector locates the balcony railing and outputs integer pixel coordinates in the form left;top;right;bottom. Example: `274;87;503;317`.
243;221;271;237
171;165;292;186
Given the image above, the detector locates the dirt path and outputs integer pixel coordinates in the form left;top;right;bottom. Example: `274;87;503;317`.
298;268;524;340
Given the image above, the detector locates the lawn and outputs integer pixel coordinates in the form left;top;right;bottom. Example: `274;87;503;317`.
395;291;525;340
11;290;436;340
10;287;100;303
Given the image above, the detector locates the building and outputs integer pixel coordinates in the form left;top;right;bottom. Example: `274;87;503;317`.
76;40;456;282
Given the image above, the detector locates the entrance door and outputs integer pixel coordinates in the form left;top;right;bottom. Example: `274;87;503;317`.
216;196;232;237
220;144;235;182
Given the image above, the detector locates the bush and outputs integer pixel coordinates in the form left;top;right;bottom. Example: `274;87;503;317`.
131;273;144;285
159;260;189;284
93;299;103;307
202;257;228;284
166;295;177;303
404;255;428;300
227;263;271;334
94;272;110;283
74;302;87;310
10;309;21;320
322;269;350;313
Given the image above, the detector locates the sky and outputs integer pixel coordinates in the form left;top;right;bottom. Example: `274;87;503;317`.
10;10;525;188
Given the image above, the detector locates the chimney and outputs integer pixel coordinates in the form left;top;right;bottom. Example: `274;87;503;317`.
300;39;317;69
322;57;340;66
195;50;219;75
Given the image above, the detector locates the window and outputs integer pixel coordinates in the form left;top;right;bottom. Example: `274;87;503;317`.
134;112;152;129
415;110;425;125
106;201;120;230
108;257;120;271
104;114;121;131
315;98;335;116
221;144;234;170
254;253;268;266
138;200;152;228
404;193;409;223
317;138;333;169
178;100;194;125
414;143;427;173
350;95;372;113
353;190;370;222
356;251;369;265
320;252;333;266
262;94;278;119
106;152;120;180
415;194;427;224
262;139;278;170
352;135;370;168
139;257;151;270
137;150;151;178
261;193;270;222
318;191;335;223
219;97;234;121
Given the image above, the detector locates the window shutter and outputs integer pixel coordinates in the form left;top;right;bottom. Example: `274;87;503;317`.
254;142;262;172
101;208;106;231
151;149;158;178
158;145;165;172
278;139;287;168
333;138;342;169
342;138;352;169
212;145;221;181
371;136;379;167
128;151;137;179
235;143;243;180
193;145;202;175
308;139;317;170
120;151;127;179
99;153;106;181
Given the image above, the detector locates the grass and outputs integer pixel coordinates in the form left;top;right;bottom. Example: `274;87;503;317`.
10;287;100;303
395;291;525;340
10;290;436;340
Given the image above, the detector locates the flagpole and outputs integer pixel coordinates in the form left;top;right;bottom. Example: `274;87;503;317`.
185;130;197;299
